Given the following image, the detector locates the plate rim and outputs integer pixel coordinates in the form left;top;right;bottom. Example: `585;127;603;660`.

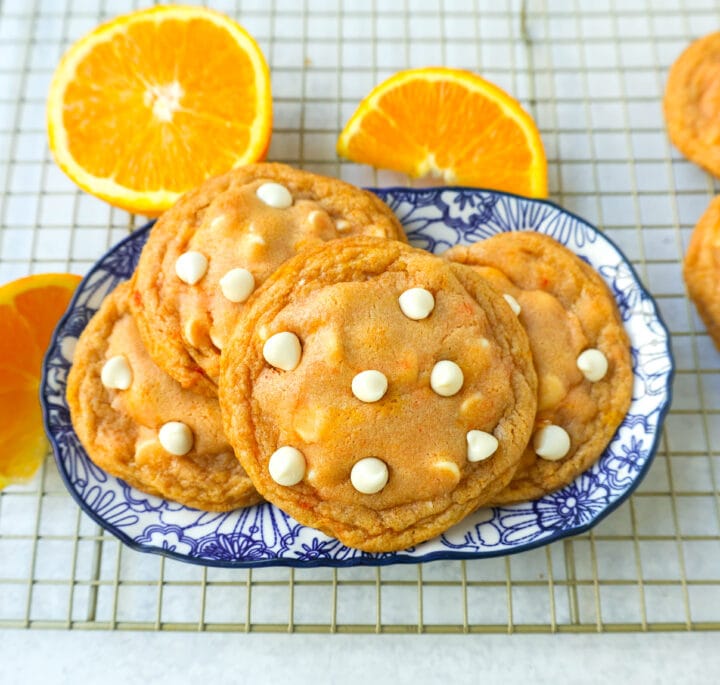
40;185;676;568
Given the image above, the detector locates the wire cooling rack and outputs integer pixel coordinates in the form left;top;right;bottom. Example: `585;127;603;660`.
1;0;719;633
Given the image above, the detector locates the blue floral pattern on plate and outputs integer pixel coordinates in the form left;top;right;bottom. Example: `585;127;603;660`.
41;188;674;568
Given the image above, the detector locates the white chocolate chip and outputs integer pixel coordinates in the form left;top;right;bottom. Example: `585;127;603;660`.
577;348;609;382
398;287;435;320
220;268;255;303
430;360;464;397
209;215;227;230
336;219;351;232
459;392;484;419
539;373;566;411
158;421;194;456
434;460;461;482
257;182;293;209
100;355;132;390
209;331;224;350
351;370;388;403
533;425;571;461
175;251;208;285
350;457;389;494
257;324;270;342
268;446;306;486
134;438;157;462
307;210;324;228
466;430;499;462
183;317;204;348
247;233;266;246
503;293;522;316
293;405;330;443
263;332;302;371
315;327;342;362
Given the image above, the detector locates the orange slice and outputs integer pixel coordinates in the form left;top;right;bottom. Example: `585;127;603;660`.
47;5;272;216
0;273;82;489
337;67;547;197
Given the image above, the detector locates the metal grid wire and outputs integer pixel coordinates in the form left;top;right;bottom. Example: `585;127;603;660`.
1;0;719;633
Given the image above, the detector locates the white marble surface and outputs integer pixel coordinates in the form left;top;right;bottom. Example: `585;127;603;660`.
0;631;716;684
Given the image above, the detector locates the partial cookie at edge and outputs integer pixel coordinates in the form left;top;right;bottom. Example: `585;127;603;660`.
445;231;632;504
684;195;720;350
67;282;260;512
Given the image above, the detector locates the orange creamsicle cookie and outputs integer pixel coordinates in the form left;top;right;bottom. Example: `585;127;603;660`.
445;231;632;504
219;236;537;552
131;163;406;395
67;282;260;512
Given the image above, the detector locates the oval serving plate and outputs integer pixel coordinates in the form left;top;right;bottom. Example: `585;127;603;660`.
41;188;674;568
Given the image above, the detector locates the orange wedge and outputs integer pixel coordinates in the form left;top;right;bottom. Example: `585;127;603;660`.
0;273;82;489
47;5;272;216
337;67;547;197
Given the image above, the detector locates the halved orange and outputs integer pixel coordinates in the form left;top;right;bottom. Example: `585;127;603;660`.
0;273;82;489
337;67;547;197
47;5;272;216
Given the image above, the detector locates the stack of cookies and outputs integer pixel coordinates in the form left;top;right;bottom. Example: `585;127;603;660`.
67;163;632;552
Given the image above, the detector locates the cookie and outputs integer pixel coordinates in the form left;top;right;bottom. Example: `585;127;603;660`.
219;236;537;552
664;32;720;178
131;163;407;395
684;195;720;349
67;282;260;512
445;232;632;504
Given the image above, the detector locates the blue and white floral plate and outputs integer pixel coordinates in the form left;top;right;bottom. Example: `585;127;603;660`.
41;188;674;567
